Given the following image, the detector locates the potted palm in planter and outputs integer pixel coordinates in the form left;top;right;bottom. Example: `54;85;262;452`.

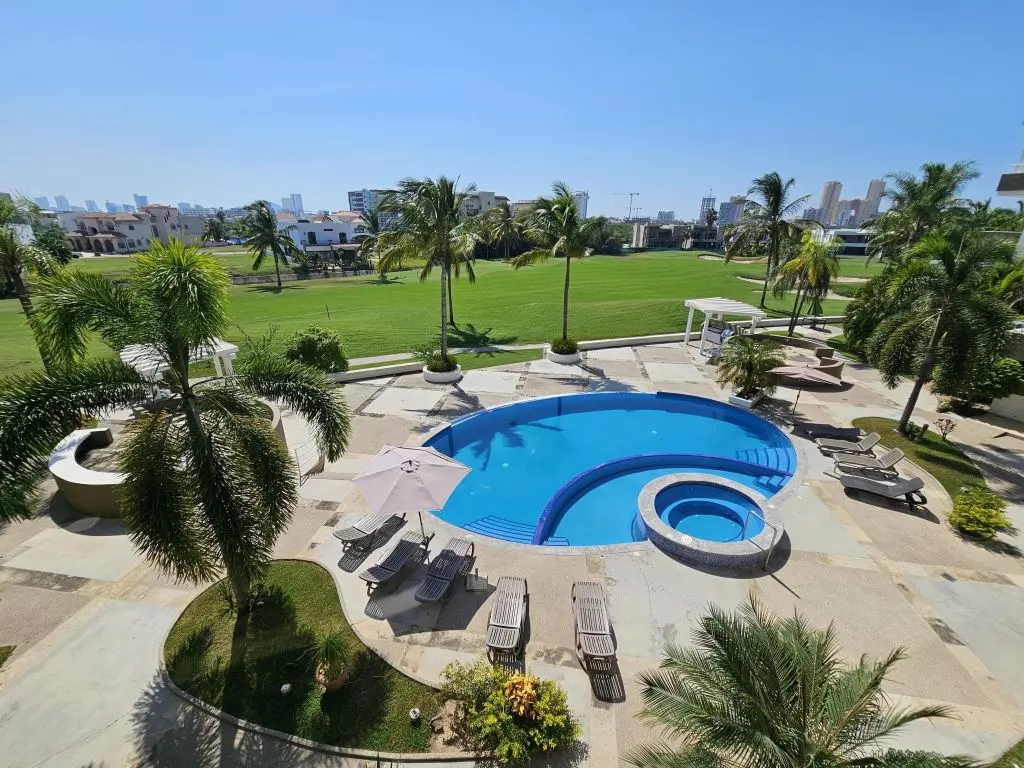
716;336;784;409
415;345;462;384
305;630;350;693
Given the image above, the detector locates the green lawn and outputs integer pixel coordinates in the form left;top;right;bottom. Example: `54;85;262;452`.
726;257;884;281
0;645;14;669
993;737;1024;768
165;560;440;752
2;250;854;376
850;417;985;499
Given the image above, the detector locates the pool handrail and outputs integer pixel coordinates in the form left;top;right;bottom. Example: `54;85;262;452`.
739;507;781;570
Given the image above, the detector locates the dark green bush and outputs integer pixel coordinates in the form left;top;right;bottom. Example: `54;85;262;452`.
949;486;1013;540
284;325;348;373
549;337;579;355
414;344;459;373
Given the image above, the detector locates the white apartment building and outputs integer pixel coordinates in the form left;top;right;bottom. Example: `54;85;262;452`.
573;191;588;220
277;211;362;248
461;191;510;218
65;204;204;254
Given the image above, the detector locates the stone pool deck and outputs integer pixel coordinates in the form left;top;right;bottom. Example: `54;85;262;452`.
2;333;1024;766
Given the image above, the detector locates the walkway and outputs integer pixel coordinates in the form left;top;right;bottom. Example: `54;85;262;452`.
1;333;1023;766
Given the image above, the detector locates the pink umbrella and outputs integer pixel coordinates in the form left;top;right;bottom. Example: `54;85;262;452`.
770;366;842;412
353;445;471;537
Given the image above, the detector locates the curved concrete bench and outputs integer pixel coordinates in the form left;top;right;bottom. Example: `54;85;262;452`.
48;428;125;518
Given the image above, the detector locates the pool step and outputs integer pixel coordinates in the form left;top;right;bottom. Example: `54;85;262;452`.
735;446;795;475
755;474;787;493
464;515;570;546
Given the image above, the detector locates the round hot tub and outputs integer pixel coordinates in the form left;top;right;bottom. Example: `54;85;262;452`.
637;473;784;569
656;482;764;542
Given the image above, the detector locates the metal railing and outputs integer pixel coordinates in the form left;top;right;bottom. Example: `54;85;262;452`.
293;439;323;486
739;508;781;571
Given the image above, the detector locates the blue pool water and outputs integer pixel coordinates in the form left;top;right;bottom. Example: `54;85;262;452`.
655;482;764;542
423;392;795;547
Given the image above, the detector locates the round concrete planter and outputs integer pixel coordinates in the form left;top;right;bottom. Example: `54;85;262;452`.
546;348;581;365
422;365;463;384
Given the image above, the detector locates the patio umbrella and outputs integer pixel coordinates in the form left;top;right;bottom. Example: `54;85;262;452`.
770;366;842;412
352;445;471;538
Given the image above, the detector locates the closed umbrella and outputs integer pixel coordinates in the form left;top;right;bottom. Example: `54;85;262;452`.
770;366;842;412
352;445;471;538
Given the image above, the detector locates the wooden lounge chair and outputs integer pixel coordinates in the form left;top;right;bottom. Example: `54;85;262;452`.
358;530;433;592
834;447;904;477
840;474;927;508
332;510;406;552
414;537;475;603
572;581;616;668
486;576;528;661
817;432;880;454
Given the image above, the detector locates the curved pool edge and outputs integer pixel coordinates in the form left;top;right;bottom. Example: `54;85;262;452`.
416;389;809;555
638;474;783;568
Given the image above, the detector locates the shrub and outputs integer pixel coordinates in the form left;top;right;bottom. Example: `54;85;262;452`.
715;336;785;399
549;337;578;355
934;357;1024;405
949;486;1013;540
934;418;956;441
414;344;459;373
440;658;580;767
284;325;348;373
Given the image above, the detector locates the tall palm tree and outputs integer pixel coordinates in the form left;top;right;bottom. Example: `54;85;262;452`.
726;173;810;307
704;208;718;228
863;232;1016;432
628;597;975;768
513;182;603;346
0;227;61;371
355;203;385;267
484;200;524;261
776;230;841;336
0;240;350;608
201;217;227;243
376;177;480;359
239;200;302;289
865;161;979;261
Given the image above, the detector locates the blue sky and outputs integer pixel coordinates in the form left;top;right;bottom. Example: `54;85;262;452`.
3;0;1023;218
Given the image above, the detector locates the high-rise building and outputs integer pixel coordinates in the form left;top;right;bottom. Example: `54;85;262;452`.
33;196;50;209
862;179;886;222
54;195;71;211
717;196;746;228
803;206;821;222
847;199;865;227
288;193;303;214
122;204;136;213
573;191;589;220
104;201;120;213
281;196;293;212
698;194;716;223
818;181;843;225
84;199;99;212
133;193;149;208
348;188;387;213
178;202;192;212
657;210;675;223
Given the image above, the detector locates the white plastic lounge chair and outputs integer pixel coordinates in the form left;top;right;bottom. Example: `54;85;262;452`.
572;581;616;668
834;447;904;476
414;537;475;603
817;432;880;454
332;510;406;552
486;576;528;661
840;474;927;508
358;530;433;592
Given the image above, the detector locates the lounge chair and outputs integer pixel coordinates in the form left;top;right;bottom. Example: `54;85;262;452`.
358;530;433;592
414;537;475;603
834;447;904;477
486;576;528;661
332;510;406;552
572;581;616;668
817;432;881;455
840;474;927;508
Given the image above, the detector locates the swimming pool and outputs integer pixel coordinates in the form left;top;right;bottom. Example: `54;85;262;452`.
423;392;796;547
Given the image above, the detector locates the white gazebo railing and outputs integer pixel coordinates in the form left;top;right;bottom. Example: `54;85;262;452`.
683;297;766;357
119;337;240;381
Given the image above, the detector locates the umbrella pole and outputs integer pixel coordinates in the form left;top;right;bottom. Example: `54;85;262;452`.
418;510;426;539
793;385;803;413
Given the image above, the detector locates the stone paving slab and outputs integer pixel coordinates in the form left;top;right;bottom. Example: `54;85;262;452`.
0;584;91;663
585;346;637;362
5;525;144;582
527;358;589;378
360;386;445;419
641;362;705;383
456;369;522;394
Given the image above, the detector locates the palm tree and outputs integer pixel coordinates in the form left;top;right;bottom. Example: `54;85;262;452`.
715;336;785;400
239;200;302;289
0;227;61;371
627;597;975;768
355;203;385;269
201;217;227;243
513;182;603;347
376;177;480;360
0;240;350;608
865;161;979;261
704;208;718;228
776;230;841;336
726;173;810;307
484;200;524;261
863;232;1017;433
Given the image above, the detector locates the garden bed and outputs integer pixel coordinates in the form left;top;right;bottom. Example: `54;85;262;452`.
164;560;441;753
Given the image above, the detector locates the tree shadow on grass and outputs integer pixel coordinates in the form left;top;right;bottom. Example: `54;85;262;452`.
243;284;302;294
312;650;393;748
368;273;404;285
445;323;518;348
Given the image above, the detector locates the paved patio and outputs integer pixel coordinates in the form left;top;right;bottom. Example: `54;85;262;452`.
2;333;1024;767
